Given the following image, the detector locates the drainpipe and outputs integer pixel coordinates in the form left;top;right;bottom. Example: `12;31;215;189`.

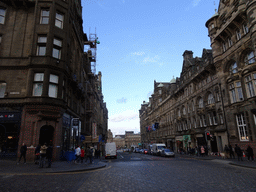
219;83;230;146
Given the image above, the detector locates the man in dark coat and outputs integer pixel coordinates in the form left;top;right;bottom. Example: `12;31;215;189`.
18;143;27;164
235;144;243;161
229;145;235;159
246;145;254;161
46;144;53;168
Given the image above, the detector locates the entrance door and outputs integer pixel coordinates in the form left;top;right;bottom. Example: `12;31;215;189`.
39;125;54;145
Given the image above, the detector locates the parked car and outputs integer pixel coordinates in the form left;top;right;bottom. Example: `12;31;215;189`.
143;149;149;154
134;147;140;153
161;149;175;157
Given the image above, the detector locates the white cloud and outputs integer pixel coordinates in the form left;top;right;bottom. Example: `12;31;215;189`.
143;55;159;63
131;52;145;56
192;0;202;7
108;110;140;136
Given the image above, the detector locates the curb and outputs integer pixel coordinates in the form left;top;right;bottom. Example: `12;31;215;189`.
229;162;256;169
48;164;107;173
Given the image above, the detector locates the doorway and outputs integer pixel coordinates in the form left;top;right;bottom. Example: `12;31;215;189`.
39;125;54;145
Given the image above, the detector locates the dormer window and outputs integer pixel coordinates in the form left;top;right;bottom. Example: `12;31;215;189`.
159;89;162;95
211;24;214;29
236;30;241;40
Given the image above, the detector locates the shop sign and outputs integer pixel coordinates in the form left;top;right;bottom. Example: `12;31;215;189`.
0;112;20;121
92;123;97;139
175;136;183;141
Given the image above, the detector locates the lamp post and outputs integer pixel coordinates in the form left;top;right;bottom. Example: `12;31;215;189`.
219;83;230;145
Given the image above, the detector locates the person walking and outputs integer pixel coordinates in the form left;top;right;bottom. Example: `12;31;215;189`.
18;143;27;164
75;146;81;163
235;144;243;161
46;144;53;168
34;144;41;164
39;143;48;167
224;145;230;159
246;145;254;161
229;145;235;159
80;147;85;163
200;146;205;157
89;147;94;164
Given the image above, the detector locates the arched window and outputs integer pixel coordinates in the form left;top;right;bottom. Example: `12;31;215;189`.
198;97;204;108
208;93;215;104
229;62;238;74
244;51;255;65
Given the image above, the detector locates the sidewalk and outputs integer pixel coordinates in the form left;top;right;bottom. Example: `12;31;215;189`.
0;158;108;174
177;153;256;169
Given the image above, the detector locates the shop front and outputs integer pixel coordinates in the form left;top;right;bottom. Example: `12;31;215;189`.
0;111;21;158
175;136;183;153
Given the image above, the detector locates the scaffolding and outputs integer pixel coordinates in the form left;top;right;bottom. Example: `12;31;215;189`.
84;28;100;74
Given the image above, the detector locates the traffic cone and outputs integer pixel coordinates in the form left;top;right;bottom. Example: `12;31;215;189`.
243;152;246;157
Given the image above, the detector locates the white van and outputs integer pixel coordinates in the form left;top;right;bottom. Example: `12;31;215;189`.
152;143;166;156
105;143;117;159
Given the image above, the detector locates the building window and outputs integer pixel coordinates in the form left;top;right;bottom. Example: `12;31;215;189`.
216;92;220;102
244;51;255;65
159;98;162;103
199;116;203;127
236;113;249;141
0;82;6;98
245;74;256;98
228;38;233;47
211;24;214;29
159;89;162;95
37;36;47;56
209;114;213;125
243;24;249;34
0;8;6;24
52;38;62;59
0;34;2;44
208;93;215;104
33;73;44;96
203;115;207;127
55;12;64;29
229;81;243;103
182;106;186;115
219;114;224;124
178;109;181;117
223;43;227;52
40;9;50;24
49;74;59;98
236;30;241;40
199;98;203;108
229;62;238;74
192;100;195;111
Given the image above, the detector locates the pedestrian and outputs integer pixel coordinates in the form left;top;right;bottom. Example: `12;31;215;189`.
229;145;235;159
18;143;27;164
89;147;94;163
86;147;90;163
235;144;243;161
40;143;48;167
34;144;41;164
200;146;205;157
80;147;85;163
75;146;81;163
46;143;53;168
246;145;254;161
205;146;208;156
224;145;230;159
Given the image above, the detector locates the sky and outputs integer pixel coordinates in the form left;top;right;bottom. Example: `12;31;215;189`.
81;0;218;136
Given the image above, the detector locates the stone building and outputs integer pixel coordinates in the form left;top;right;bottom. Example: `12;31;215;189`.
205;0;256;151
140;0;256;153
0;0;108;160
125;131;141;148
113;135;125;148
107;129;113;143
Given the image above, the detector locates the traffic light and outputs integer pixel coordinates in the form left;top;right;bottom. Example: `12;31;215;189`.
205;131;211;140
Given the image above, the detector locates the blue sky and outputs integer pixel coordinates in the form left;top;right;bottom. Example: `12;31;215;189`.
82;0;218;136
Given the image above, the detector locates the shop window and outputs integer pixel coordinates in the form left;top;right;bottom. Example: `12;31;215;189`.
40;9;49;24
229;81;243;103
229;62;238;74
244;51;255;65
49;74;59;98
0;8;6;24
52;38;62;59
0;82;6;98
33;73;44;96
37;36;47;56
55;12;64;29
207;93;215;104
245;73;256;98
236;113;249;141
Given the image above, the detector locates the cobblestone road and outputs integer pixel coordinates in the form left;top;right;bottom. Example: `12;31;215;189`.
1;153;256;192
